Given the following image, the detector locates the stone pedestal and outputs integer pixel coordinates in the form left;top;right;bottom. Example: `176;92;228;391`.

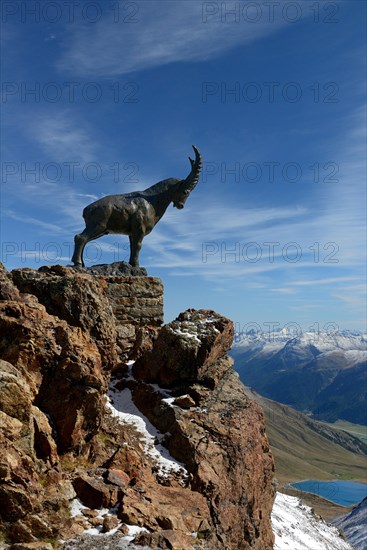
104;276;163;358
105;276;163;326
10;265;164;362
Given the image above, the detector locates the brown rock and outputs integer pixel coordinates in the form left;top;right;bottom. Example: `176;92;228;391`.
173;394;196;409
81;509;98;518
119;484;209;534
31;406;58;465
118;523;130;535
0;360;33;423
73;514;90;528
0;279;110;543
72;473;113;508
0;262;20;301
133;309;234;388
131;309;275;550
44;478;75;501
11;543;54;550
197;517;211;538
0;447;35;487
11;266;164;365
58;521;86;540
0;410;23;440
132;325;160;359
133;529;198;550
6;518;36;543
106;468;130;488
102;515;120;532
106;276;163;359
0;484;33;521
174;371;275;549
88;517;103;527
0;299;106;452
11;265;118;370
22;514;53;538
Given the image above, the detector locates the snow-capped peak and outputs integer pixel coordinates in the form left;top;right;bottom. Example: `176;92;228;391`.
233;329;367;355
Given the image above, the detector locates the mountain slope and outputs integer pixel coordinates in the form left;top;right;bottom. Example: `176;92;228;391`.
333;497;367;550
241;386;367;485
272;493;353;550
231;330;367;424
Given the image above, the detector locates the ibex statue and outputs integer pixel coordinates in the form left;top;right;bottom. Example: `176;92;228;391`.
72;146;202;267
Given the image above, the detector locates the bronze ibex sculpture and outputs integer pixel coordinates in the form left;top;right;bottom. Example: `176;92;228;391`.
72;146;202;267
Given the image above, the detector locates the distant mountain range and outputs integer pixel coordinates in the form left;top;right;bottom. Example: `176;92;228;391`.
230;330;367;425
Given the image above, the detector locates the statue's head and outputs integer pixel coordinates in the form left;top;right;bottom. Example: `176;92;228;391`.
173;187;190;209
173;146;202;209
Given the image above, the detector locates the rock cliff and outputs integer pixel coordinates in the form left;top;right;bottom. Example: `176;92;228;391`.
0;262;275;549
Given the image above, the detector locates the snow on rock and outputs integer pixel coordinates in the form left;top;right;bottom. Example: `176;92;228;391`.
70;497;89;517
272;493;354;550
107;381;188;482
170;311;222;341
333;496;367;550
67;497;149;542
171;327;201;343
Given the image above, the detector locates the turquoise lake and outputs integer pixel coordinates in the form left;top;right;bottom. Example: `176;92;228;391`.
290;480;367;507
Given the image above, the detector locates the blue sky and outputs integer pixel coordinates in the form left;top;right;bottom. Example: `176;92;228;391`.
1;0;366;332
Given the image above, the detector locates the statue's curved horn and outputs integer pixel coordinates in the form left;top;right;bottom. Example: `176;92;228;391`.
184;145;202;192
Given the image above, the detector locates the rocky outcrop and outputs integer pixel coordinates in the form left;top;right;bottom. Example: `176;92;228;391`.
11;264;163;362
0;294;106;452
0;263;275;549
11;264;118;369
0;267;105;544
132;309;275;549
133;309;234;387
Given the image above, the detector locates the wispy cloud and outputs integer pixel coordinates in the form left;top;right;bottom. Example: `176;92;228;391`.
271;288;298;294
289;276;362;287
34;111;96;163
332;283;367;311
57;1;306;77
4;209;65;236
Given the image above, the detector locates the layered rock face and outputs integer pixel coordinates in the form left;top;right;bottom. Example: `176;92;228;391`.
0;263;275;549
132;310;275;549
11;264;163;362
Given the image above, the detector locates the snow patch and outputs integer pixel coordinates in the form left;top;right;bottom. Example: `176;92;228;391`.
161;397;176;407
70;498;89;517
272;493;354;550
124;525;150;542
107;383;188;482
68;498;148;540
172;327;201;343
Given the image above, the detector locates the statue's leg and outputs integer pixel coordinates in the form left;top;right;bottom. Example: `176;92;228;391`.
129;232;143;267
72;225;106;267
128;236;133;264
72;233;87;267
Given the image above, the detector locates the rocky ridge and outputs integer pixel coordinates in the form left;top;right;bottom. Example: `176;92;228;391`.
0;262;275;549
